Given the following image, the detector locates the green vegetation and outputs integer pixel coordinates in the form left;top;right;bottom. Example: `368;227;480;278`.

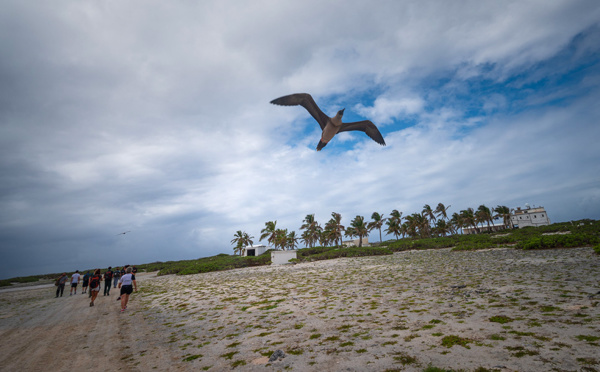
441;335;472;348
489;315;514;324
0;276;42;287
182;354;203;362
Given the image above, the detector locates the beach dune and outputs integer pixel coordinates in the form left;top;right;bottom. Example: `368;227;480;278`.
0;247;598;371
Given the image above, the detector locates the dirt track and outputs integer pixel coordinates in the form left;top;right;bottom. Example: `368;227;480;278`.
0;273;174;371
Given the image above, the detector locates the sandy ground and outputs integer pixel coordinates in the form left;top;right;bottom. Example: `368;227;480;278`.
1;247;599;372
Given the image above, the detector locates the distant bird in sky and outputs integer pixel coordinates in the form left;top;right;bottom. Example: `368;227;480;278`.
270;93;386;151
116;231;131;236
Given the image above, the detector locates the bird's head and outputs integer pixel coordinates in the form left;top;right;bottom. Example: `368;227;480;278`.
337;108;345;117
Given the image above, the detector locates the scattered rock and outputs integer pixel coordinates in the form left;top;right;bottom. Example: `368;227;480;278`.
269;349;286;362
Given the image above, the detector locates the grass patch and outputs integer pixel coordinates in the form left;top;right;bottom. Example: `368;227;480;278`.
182;354;203;362
220;351;238;360
393;352;418;365
576;335;600;343
441;335;472;348
489;315;513;324
231;360;246;368
505;346;539;358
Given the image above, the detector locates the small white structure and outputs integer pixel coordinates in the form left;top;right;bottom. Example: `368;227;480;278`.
342;237;369;247
511;205;551;228
462;223;507;235
242;245;270;257
271;250;297;265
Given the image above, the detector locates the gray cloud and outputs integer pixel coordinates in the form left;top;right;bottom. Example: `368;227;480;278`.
1;0;599;278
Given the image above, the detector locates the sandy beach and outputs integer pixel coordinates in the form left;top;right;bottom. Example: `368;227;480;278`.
1;247;599;371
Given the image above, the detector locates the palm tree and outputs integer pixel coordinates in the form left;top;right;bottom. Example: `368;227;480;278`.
287;231;299;250
273;228;288;250
260;221;277;246
319;230;332;247
493;205;512;229
477;204;493;231
390;209;403;224
344;226;357;244
300;214;321;248
300;229;314;248
348;215;371;247
325;212;345;247
231;230;254;255
435;203;451;221
422;204;436;223
434;219;450;237
368;212;386;243
384;217;401;240
460;208;478;234
450;212;464;235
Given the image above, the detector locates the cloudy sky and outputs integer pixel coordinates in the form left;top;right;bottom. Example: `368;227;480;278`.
1;1;599;279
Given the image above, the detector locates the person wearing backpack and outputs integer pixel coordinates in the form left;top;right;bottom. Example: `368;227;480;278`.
112;267;121;288
55;273;68;298
82;271;91;294
103;267;113;296
89;269;102;307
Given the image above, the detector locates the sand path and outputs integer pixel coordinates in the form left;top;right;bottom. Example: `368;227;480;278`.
0;273;172;371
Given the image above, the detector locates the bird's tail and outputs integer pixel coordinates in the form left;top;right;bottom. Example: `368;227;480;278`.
316;140;327;151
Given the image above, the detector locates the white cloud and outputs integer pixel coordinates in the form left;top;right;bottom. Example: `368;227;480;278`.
1;0;599;278
355;96;425;125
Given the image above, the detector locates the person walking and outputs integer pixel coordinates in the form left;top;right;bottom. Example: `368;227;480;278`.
117;267;137;313
103;267;113;296
82;271;91;294
116;266;127;301
88;269;102;307
69;270;81;295
112;267;121;288
55;273;68;297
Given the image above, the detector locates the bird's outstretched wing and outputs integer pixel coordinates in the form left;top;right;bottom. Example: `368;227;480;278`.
339;120;386;146
270;93;329;130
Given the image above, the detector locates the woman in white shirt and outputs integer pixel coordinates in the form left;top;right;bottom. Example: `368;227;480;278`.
117;267;137;313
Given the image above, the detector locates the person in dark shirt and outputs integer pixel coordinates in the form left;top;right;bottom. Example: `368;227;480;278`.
103;267;113;296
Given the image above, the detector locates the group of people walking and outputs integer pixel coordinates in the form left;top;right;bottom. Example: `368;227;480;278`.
55;265;138;313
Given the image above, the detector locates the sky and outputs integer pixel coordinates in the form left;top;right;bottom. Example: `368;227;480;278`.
1;0;600;279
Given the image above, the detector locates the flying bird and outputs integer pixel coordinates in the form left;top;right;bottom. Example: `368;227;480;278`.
116;231;131;236
270;93;386;151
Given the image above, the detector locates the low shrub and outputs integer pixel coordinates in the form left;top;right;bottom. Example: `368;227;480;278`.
516;233;600;250
0;276;41;287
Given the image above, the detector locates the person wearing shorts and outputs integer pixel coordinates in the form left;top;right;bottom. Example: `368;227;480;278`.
82;271;90;294
89;269;102;307
117;267;137;313
69;270;81;295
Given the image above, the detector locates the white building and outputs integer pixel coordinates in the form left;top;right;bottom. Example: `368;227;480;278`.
511;205;551;228
462;223;507;235
342;237;369;247
242;245;270;257
271;250;297;265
